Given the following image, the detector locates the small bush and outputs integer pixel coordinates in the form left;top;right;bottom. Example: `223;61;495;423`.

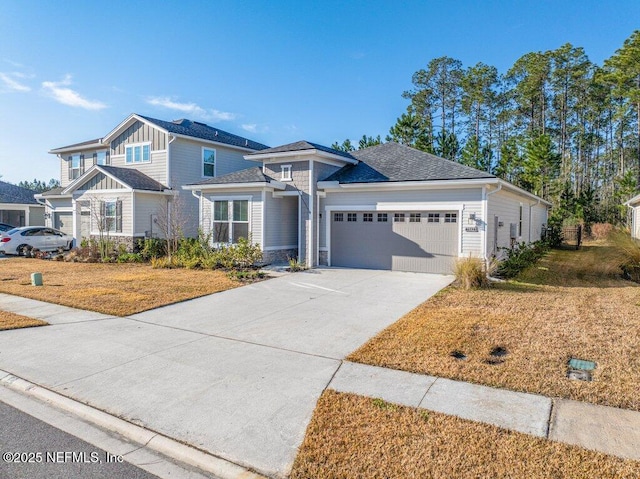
496;241;549;279
288;257;306;272
591;223;613;241
227;269;266;282
607;228;640;281
453;256;488;289
116;252;143;263
138;238;167;260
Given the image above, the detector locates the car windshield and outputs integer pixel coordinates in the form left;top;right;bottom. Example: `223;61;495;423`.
6;228;19;235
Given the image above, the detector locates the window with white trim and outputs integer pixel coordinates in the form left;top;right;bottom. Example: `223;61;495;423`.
377;213;388;222
334;213;344;222
68;154;82;180
363;213;373;222
428;213;440;223
96;151;108;166
203;148;216;177
212;200;249;243
394;213;405;222
409;213;421;222
347;213;357;222
97;200;122;233
280;165;292;181
125;143;151;164
444;213;457;223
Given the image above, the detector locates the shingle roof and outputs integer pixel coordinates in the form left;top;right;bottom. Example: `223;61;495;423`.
322;142;496;183
99;166;167;191
40;187;66;197
190;167;276;186
139;116;270;151
246;140;356;160
49;138;103;153
0;180;39;204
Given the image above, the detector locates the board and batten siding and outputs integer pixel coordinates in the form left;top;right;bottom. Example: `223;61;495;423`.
59;148;110;188
319;187;484;258
263;193;297;249
110;120;167;155
201;190;263;246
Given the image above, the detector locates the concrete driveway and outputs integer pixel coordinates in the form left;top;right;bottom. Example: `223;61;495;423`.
0;268;452;478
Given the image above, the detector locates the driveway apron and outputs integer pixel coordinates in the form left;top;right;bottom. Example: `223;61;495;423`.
0;268;453;478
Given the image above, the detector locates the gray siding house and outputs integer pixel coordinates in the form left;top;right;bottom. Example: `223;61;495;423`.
0;180;45;227
185;141;551;274
39;114;268;247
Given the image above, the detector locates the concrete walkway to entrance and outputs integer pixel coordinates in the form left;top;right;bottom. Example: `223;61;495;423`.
1;268;639;479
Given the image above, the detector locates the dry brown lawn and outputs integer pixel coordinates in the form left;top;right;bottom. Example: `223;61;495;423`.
0;258;240;316
290;390;640;479
349;243;640;411
0;310;48;330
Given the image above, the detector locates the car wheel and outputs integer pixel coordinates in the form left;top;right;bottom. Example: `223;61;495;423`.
17;244;32;257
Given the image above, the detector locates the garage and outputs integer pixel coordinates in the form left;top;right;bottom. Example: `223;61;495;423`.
330;210;459;273
54;212;73;235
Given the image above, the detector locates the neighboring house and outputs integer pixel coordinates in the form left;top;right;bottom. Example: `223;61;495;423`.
38;114;269;247
0;180;45;227
185;141;551;274
625;194;640;238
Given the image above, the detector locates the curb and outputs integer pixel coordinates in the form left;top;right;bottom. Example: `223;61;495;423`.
0;370;268;479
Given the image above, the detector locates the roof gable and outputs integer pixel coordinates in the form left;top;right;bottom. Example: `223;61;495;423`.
63;166;167;194
0;180;38;204
323;142;496;183
247;140;356;161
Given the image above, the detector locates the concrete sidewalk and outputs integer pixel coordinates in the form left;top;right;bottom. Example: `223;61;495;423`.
329;362;640;461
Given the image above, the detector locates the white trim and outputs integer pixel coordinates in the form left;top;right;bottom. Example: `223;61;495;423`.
481;186;487;259
166;133;175;185
245;149;358;165
263;245;297;251
280;164;292;181
49;141;105;154
131;192;136;238
201;146;217;179
209;196;252;245
260;190;266;248
124;142;152;165
170;133;260;153
309;159;314;266
183;182;285;191
73;188;131;196
272;190;300;197
297;195;302;263
88;232;131;237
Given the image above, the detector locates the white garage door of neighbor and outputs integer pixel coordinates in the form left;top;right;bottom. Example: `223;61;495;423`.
330;211;459;274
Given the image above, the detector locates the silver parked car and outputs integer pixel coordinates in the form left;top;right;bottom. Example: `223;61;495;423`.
0;227;73;256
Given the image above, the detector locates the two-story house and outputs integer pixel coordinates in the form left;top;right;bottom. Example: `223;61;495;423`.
38;113;269;248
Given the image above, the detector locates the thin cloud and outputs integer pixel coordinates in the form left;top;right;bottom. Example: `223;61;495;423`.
146;96;236;122
241;123;257;133
0;72;31;92
41;75;106;110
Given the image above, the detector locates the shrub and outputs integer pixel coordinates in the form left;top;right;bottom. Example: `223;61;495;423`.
138;238;167;260
496;241;549;279
117;252;143;263
453;256;489;289
607;228;640;281
288;257;306;272
590;223;613;241
230;237;263;268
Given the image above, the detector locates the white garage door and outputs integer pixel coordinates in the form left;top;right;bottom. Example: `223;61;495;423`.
330;211;459;274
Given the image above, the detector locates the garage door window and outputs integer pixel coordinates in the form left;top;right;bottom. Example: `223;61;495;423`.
377;213;388;222
334;213;344;222
428;213;440;223
394;213;405;222
347;213;357;222
363;213;373;222
410;213;421;222
444;213;457;223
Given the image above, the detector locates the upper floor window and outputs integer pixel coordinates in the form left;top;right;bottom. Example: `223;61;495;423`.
125;143;150;164
96;151;108;166
281;165;292;181
68;154;83;180
203;148;216;177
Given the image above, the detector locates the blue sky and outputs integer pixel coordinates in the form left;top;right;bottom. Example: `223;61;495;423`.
0;0;638;184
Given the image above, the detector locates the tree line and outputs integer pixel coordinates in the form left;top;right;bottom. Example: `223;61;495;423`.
333;30;640;227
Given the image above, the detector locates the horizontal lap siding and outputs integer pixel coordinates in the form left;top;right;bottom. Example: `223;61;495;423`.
531;204;548;241
109;151;167;185
201;191;263;246
74;191;133;236
134;194;165;237
487;189;543;256
320;187;483;257
264;193;297;248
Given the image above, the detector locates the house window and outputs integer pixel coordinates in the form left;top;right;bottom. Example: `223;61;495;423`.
68;154;82;180
96;151;108;166
444;213;457;223
281;165;292;181
98;200;122;233
125;143;151;164
519;205;523;236
203;148;216;177
212;200;249;243
394;213;405;222
347;213;357;222
334;213;344;222
377;213;388;222
428;213;440;223
363;213;373;222
410;213;421;222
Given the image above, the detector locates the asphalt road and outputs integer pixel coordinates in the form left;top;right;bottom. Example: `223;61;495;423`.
0;401;159;479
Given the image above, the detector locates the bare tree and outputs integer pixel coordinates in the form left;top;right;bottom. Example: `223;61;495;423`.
154;192;192;259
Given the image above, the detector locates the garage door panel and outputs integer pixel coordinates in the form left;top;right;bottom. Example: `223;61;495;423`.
331;211;458;274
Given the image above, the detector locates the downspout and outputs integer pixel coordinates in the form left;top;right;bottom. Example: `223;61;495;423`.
191;189;202;231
